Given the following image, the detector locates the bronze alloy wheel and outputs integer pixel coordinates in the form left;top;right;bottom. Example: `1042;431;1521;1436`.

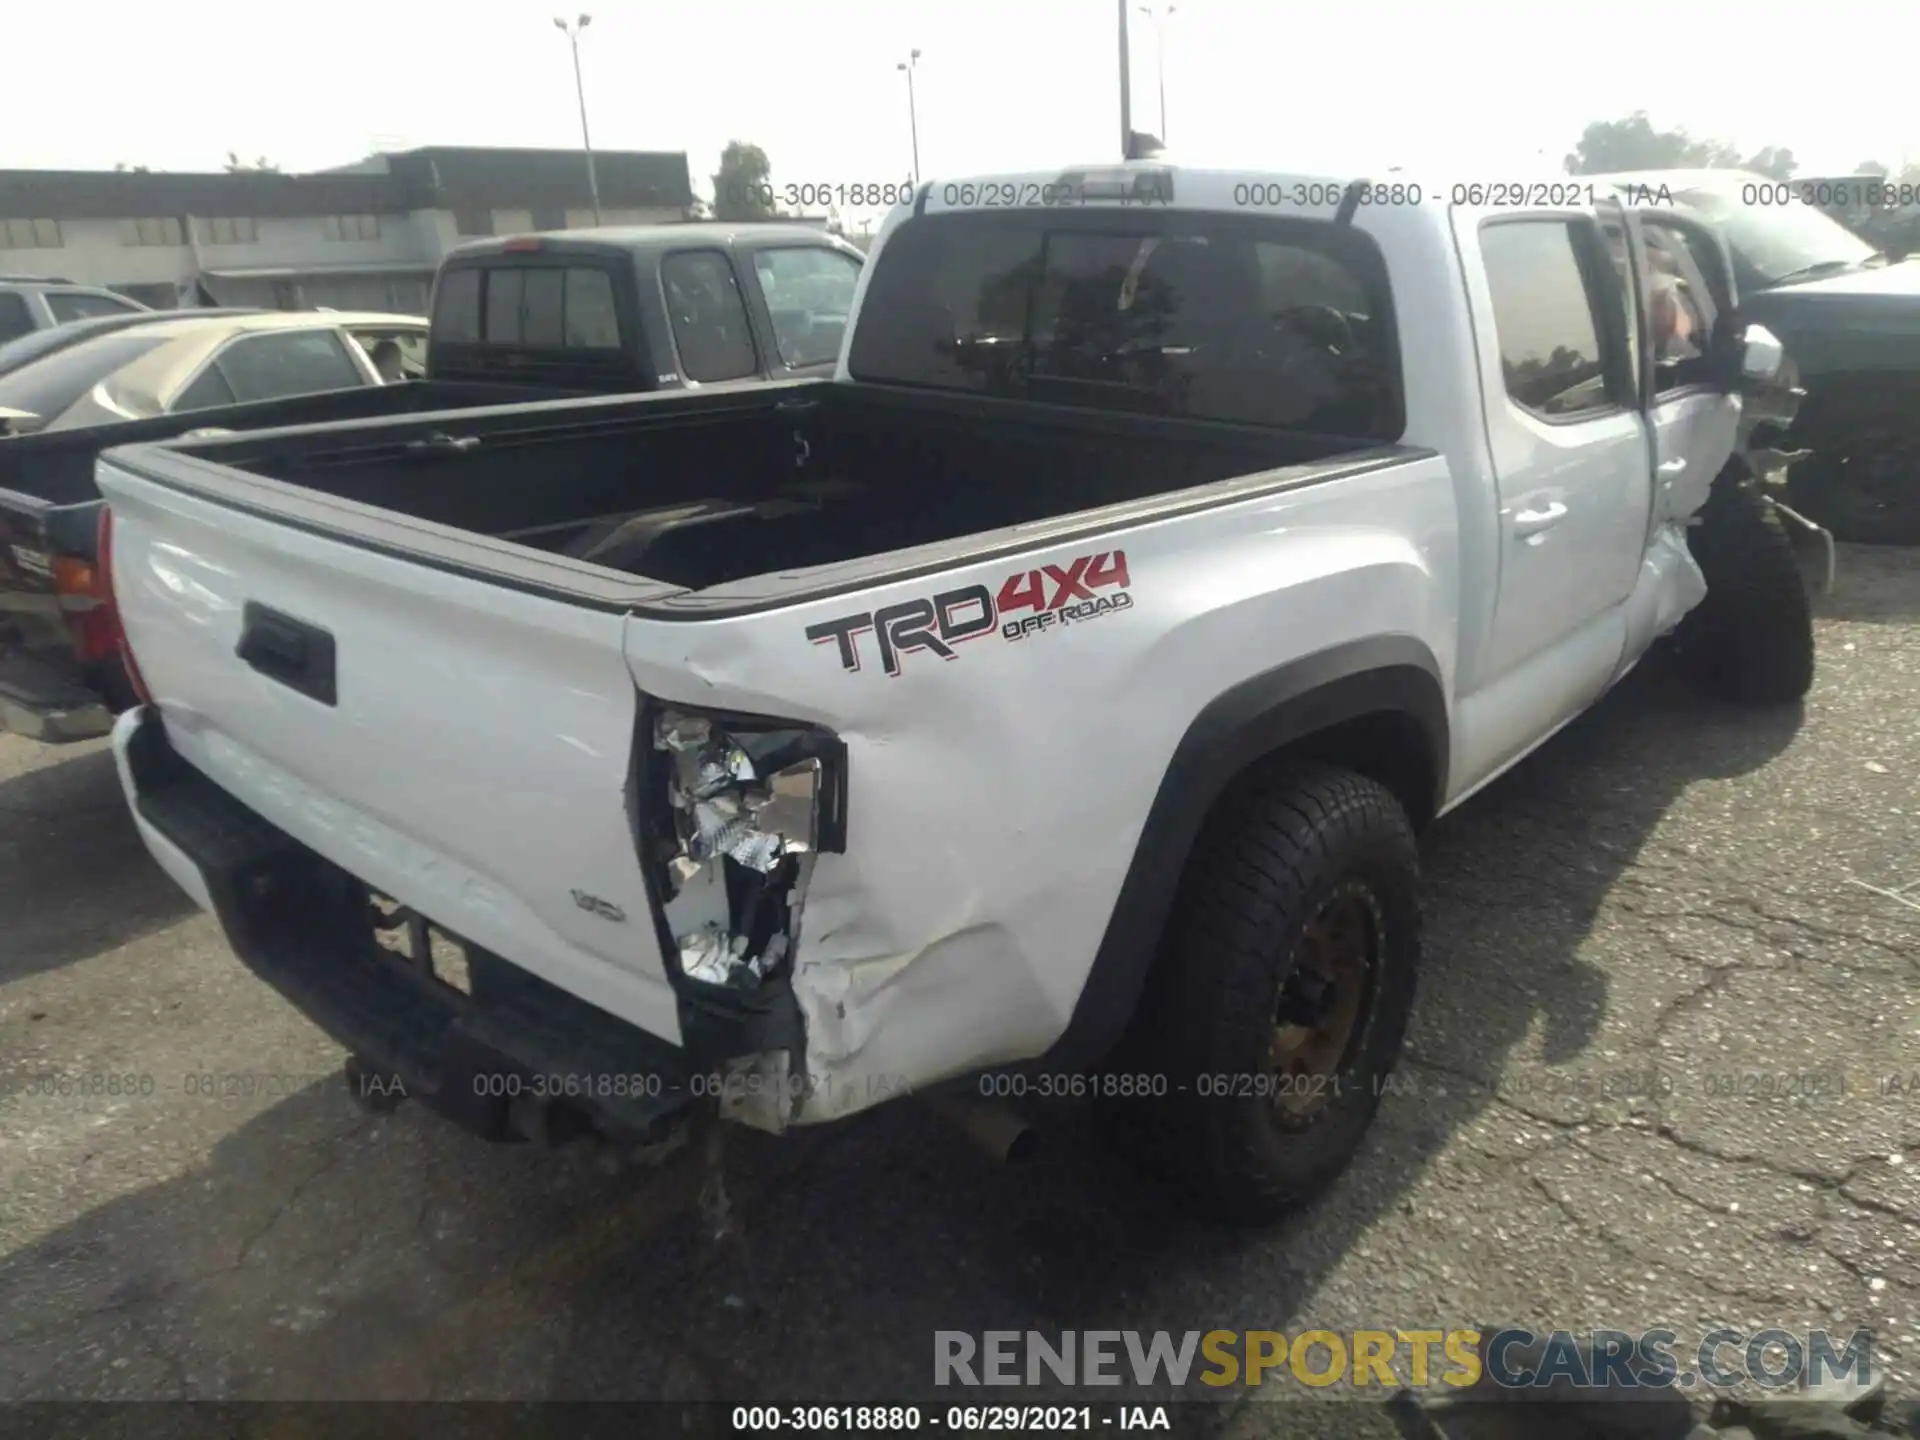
1267;878;1382;1128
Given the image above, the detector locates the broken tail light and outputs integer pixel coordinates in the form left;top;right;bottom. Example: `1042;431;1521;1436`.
649;706;847;992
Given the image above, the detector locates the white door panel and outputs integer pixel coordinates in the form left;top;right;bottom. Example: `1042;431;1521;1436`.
1458;213;1654;695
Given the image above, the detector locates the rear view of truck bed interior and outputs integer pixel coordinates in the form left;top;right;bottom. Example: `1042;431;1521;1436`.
187;385;1375;593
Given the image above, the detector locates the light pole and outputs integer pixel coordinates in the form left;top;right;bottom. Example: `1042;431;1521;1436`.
552;14;602;226
896;49;922;185
1136;4;1175;144
1117;0;1133;158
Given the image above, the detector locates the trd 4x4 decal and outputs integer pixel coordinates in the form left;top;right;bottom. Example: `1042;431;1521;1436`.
806;549;1134;677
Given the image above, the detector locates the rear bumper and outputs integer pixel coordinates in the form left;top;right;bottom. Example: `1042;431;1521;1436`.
0;651;112;743
112;706;695;1145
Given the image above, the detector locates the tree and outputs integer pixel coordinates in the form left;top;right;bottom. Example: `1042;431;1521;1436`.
711;141;776;221
1742;146;1798;182
1856;159;1920;187
224;151;281;173
113;162;151;173
1564;111;1743;174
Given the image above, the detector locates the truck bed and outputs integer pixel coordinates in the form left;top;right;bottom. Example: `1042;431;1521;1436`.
115;381;1397;601
0;378;562;512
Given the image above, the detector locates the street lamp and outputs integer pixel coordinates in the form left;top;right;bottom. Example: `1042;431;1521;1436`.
552;14;602;226
896;49;922;185
1136;4;1176;144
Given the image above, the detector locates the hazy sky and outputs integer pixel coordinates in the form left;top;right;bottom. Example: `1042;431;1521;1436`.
6;0;1915;219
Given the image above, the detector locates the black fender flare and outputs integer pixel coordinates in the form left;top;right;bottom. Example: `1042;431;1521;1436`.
1037;634;1449;1073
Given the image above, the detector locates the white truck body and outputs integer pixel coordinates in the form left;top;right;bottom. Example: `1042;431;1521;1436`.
95;165;1793;1181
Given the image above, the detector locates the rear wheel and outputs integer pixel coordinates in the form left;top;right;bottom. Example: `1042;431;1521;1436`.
1678;474;1815;706
1117;763;1421;1225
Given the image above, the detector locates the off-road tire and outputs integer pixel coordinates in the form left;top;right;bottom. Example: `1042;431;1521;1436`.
1679;477;1815;705
1115;763;1421;1225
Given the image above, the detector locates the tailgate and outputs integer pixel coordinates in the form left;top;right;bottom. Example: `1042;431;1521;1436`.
0;487;64;653
97;455;682;1046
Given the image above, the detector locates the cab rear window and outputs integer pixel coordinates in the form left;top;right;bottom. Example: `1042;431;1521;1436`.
847;209;1403;438
432;264;622;349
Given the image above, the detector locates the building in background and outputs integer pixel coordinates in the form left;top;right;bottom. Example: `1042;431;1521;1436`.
0;146;694;315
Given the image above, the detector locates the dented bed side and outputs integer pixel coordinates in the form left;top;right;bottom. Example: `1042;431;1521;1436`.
99;433;1457;1133
618;448;1460;1126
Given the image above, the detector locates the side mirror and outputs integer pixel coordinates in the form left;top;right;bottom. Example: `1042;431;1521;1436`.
1740;323;1788;386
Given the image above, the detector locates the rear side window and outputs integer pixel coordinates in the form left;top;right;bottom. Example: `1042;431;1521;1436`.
1480;220;1616;421
0;293;32;344
193;330;367;407
174;364;237;412
661;250;757;382
438;263;625;349
432;269;482;342
847;211;1401;436
44;290;142;323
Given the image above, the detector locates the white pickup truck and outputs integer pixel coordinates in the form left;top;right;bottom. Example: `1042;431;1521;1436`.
97;165;1813;1222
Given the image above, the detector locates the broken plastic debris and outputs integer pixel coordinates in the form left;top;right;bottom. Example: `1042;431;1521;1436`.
659;713;820;874
679;928;747;987
654;712;713;752
748;762;821;850
676;927;787;989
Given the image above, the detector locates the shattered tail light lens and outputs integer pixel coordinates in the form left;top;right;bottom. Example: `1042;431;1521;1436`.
652;707;846;991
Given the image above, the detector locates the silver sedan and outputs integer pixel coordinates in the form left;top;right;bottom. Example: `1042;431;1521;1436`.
0;310;427;435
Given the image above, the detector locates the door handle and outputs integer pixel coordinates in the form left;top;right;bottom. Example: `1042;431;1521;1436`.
236;602;337;706
1513;501;1569;537
1658;457;1688;477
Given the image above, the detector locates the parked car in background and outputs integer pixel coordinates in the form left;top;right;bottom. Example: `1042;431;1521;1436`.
0;308;264;384
0;277;151;345
0;310;427;436
1790;175;1920;261
0;224;866;744
0;311;421;740
1600;169;1920;543
432;223;868;387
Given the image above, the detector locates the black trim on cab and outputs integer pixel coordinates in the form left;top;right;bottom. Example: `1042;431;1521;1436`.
1036;636;1449;1075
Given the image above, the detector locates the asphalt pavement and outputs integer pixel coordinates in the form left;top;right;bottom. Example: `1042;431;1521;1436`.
1;546;1914;1427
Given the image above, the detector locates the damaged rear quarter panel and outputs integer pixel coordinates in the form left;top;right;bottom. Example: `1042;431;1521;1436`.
619;457;1459;1121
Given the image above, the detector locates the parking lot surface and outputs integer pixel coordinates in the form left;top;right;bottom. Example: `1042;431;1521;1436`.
1;546;1914;1420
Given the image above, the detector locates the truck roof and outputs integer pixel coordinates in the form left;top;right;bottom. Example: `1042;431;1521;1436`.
448;223;860;261
1586;169;1769;193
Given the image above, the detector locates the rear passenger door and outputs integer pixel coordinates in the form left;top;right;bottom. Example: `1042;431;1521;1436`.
1464;212;1651;690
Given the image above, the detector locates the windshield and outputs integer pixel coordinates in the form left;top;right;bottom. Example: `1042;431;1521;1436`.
0;330;172;425
1677;187;1877;286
